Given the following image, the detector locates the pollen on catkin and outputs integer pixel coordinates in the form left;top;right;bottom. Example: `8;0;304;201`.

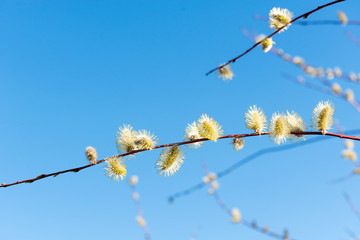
116;124;137;153
256;34;275;53
218;64;234;81
311;100;335;134
134;130;158;150
184;122;204;149
156;146;185;177
286;111;307;142
196;114;223;141
231;208;242;223
337;11;348;25
105;157;127;181
269;7;294;32
85;146;97;164
232;137;245;151
269;113;290;145
245;105;267;134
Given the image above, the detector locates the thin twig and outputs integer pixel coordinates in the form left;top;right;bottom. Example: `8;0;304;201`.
283;73;360;113
344;193;360;222
129;180;151;240
242;27;360;86
205;0;346;76
202;163;294;240
168;129;360;202
1;131;360;189
346;30;360;46
254;14;360;25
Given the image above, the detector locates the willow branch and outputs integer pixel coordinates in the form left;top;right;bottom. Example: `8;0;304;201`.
1;131;360;189
242;27;360;87
283;73;360;113
129;182;151;240
254;14;360;25
344;193;360;223
202;163;294;240
169;129;360;202
205;0;346;76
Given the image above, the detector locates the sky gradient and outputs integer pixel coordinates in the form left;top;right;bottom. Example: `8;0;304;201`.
0;0;360;239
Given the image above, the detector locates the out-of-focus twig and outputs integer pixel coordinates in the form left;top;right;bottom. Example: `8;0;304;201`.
169;129;360;202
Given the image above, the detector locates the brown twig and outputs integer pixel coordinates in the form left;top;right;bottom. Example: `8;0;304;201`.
205;0;346;76
1;131;360;189
254;14;360;25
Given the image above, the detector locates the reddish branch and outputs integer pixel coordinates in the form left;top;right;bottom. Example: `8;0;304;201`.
1;131;360;189
205;0;346;76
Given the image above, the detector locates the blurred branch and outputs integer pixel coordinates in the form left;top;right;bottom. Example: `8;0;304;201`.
129;177;151;240
206;0;346;76
169;129;360;202
202;164;294;240
346;30;360;46
283;73;360;113
254;14;360;25
344;193;360;222
242;28;360;86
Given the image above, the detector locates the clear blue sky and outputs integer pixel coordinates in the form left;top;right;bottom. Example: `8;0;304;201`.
0;0;360;239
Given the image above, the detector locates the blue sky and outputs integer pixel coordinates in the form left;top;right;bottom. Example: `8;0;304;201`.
0;0;360;239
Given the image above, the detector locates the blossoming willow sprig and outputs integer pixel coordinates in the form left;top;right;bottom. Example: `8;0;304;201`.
2;107;360;188
116;125;158;153
205;0;345;77
241;30;360;113
201;164;293;240
254;11;360;26
128;175;151;240
275;48;360;84
241;28;360;86
284;74;360;113
169;129;360;202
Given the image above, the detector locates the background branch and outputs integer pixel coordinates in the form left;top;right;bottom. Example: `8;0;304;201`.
205;0;346;76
